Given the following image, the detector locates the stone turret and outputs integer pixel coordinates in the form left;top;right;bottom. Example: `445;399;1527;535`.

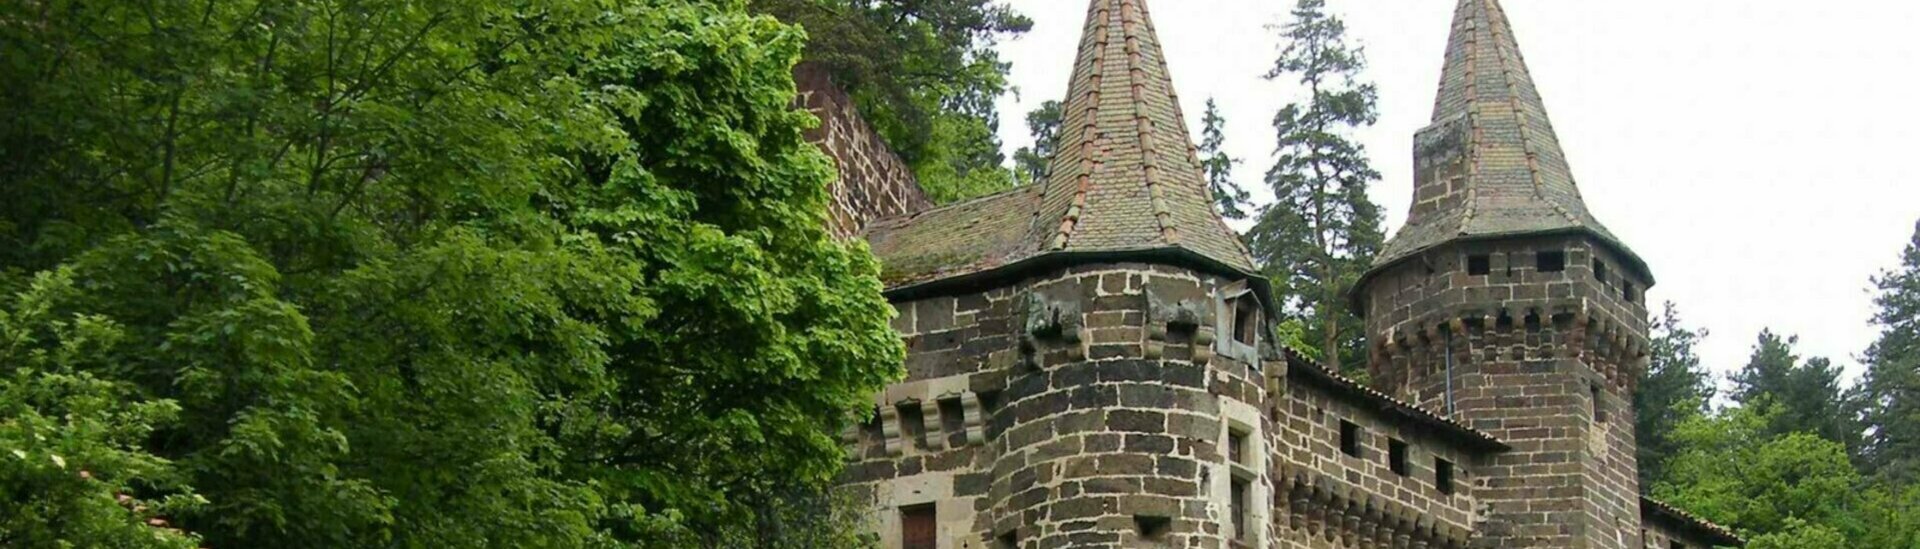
1353;0;1654;547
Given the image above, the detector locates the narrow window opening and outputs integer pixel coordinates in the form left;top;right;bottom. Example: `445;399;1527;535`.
1230;478;1251;541
1339;420;1362;458
1135;515;1171;541
1537;250;1566;272
1388;439;1410;476
997;530;1020;549
1467;254;1491;276
902;504;937;549
1591;383;1610;423
1228;429;1249;465
1623;282;1638;303
1435;458;1456;495
1593;259;1610;284
1232;297;1259;347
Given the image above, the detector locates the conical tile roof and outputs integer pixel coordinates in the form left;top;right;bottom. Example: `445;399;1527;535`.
1368;0;1648;281
864;0;1257;290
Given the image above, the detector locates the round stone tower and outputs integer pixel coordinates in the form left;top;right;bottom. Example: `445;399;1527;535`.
1353;1;1655;547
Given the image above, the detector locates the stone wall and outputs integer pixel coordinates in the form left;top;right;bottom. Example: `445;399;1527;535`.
1360;236;1652;549
1270;373;1483;549
793;63;932;239
841;263;1275;549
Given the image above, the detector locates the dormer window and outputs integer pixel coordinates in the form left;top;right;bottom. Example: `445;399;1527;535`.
1217;281;1261;365
1233;295;1259;346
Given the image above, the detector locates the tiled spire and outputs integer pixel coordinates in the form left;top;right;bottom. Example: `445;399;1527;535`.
1026;0;1256;272
1372;0;1646;279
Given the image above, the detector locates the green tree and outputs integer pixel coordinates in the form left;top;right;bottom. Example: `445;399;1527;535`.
1013;100;1063;186
1245;0;1387;373
0;0;901;546
1636;302;1716;486
1198;99;1252;220
1;270;202;548
753;0;1031;203
1860;220;1920;486
1653;404;1868;547
1731;331;1859;449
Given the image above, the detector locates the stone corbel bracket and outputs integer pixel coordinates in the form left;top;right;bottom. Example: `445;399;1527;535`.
1145;296;1208;359
1021;292;1085;368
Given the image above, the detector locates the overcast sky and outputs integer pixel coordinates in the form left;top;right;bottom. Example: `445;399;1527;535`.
991;0;1920;384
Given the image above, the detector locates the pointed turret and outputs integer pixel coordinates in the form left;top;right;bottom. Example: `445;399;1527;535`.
1023;0;1255;271
1368;0;1646;283
864;0;1257;290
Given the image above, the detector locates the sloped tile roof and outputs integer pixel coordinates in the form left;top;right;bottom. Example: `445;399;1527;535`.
1642;496;1746;547
1367;0;1649;283
862;0;1257;290
1284;350;1509;453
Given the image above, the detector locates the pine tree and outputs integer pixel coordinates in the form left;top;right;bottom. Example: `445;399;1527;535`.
1198;99;1252;220
1732;331;1858;449
1860;220;1920;486
1245;0;1387;371
1635;302;1715;487
1012;100;1062;185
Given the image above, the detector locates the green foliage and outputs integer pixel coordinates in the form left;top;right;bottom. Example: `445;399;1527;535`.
0;0;902;546
1013;100;1063;186
1656;404;1862;538
1732;330;1859;449
1861;220;1920;486
1246;0;1386;374
753;0;1030;203
1636;302;1716;486
1198;99;1252;221
1;270;203;548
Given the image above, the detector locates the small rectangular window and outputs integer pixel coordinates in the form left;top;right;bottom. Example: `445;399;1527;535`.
1230;478;1250;541
902;504;937;549
1435;458;1455;495
1623;282;1638;303
1537;250;1566;272
1467;254;1491;276
1232;297;1259;346
1228;430;1249;465
1593;259;1610;284
1339;420;1362;458
1388;439;1410;476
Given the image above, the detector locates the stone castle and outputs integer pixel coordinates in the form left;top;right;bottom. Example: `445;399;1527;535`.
802;0;1744;547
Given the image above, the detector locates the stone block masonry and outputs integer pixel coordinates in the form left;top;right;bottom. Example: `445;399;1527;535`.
793;62;931;240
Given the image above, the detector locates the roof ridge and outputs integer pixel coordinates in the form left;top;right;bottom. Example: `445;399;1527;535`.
1121;0;1179;245
1046;1;1109;251
1481;0;1582;228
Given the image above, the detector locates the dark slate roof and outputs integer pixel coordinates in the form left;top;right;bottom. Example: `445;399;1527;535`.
1283;351;1509;453
863;0;1257;290
1366;0;1649;283
1643;497;1746;547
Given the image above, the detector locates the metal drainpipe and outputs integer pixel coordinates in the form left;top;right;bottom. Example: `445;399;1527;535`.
1445;328;1457;417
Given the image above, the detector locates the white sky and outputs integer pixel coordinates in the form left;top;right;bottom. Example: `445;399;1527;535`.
992;0;1920;383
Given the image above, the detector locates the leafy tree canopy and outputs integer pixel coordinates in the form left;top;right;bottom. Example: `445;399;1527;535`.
1860;220;1920;486
0;0;901;545
1636;302;1716;486
1731;330;1858;450
1246;0;1386;374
